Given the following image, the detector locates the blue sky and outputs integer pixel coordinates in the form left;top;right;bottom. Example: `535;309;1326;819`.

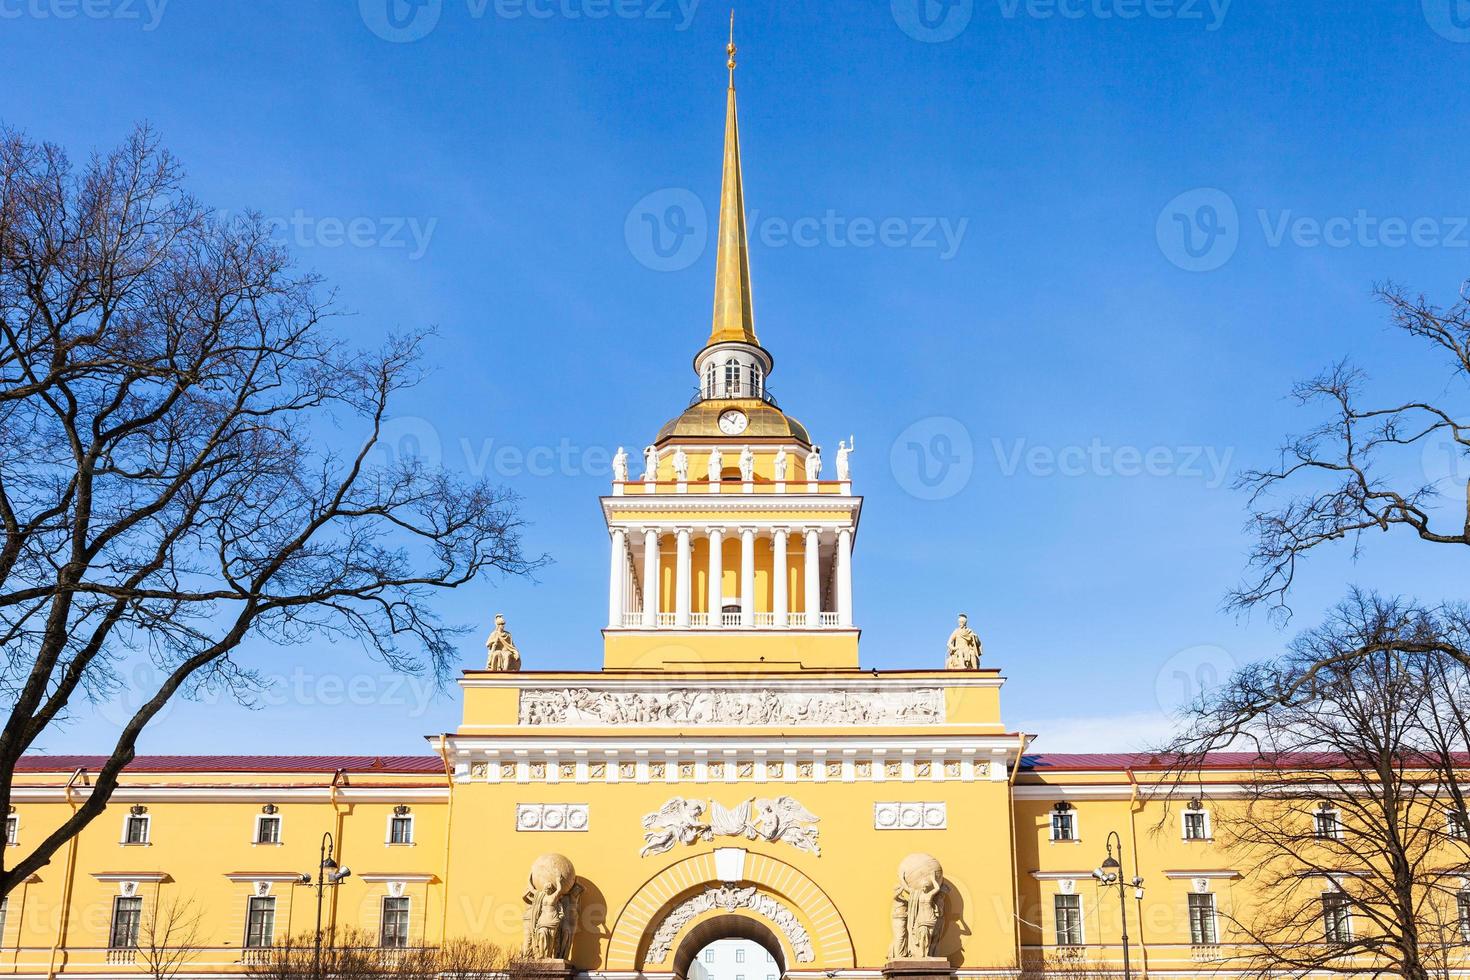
4;0;1469;755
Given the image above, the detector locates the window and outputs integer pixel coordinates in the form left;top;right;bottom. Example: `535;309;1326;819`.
705;362;717;398
1054;894;1083;946
1314;808;1341;840
736;949;746;963
1322;892;1351;945
109;896;143;949
389;814;413;845
1459;893;1470;942
724;358;741;396
380;897;410;948
1188;893;1218;945
750;364;763;396
123;814;149;845
1449;812;1469;840
0;897;8;946
1183;810;1210;841
5;814;15;846
1050;810;1077;842
255;816;282;845
244;896;276;949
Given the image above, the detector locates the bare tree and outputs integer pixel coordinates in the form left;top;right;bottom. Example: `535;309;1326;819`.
0;124;543;897
137;894;207;980
1231;278;1470;619
246;930;528;980
1161;591;1470;980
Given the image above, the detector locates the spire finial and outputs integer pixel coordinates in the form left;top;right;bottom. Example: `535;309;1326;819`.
727;10;736;86
708;10;758;350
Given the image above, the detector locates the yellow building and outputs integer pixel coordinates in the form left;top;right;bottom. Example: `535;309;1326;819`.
0;41;1420;980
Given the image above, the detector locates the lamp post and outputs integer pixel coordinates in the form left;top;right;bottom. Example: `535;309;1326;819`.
297;832;351;980
1092;830;1144;980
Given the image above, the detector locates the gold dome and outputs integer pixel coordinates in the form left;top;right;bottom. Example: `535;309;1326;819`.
655;398;812;447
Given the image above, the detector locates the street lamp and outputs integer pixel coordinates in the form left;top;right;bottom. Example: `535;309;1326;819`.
297;832;351;979
1092;830;1144;980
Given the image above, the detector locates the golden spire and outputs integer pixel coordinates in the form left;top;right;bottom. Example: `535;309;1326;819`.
708;10;759;348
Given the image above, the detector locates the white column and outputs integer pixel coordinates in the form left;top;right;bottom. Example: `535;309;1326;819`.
836;527;853;628
641;528;659;628
804;528;821;626
707;527;724;629
608;527;627;628
772;528;789;628
740;527;756;628
675;528;692;628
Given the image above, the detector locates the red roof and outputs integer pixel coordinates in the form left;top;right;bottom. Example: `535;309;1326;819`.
14;755;444;774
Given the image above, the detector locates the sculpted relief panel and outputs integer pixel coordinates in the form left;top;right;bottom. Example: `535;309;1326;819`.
641;797;821;856
518;687;944;727
646;885;815;964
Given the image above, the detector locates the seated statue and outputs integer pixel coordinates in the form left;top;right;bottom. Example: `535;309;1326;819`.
485;613;521;672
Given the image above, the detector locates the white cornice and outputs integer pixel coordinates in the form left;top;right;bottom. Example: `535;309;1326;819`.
93;872;169;883
224;872;309;883
439;734;1025;754
11;785;448;804
357;872;437;883
459;674;1004;691
1161;870;1242;880
601;494;861;519
1030;871;1095;880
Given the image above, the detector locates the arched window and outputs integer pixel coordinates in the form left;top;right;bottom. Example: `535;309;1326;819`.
724;358;742;397
750;364;763;397
704;362;717;398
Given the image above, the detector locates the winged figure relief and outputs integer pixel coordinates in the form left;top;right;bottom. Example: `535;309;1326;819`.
640;798;712;857
754;796;821;854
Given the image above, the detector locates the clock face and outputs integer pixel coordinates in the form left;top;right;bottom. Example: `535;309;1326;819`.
718;410;748;435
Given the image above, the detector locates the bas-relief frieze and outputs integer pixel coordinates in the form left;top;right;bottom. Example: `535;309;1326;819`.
517;687;944;726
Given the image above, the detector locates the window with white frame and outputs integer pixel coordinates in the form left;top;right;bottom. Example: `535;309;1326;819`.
122;809;150;845
750;364;763;396
380;897;410;948
0;897;8;947
109;896;143;949
1054;894;1083;946
388;809;414;845
1322;892;1352;945
1448;811;1469;840
1314;807;1342;840
1050;804;1077;842
705;362;717;398
244;896;276;949
723;358;741;396
1183;808;1211;841
5;813;16;846
255;815;282;845
1187;893;1218;945
1459;892;1470;942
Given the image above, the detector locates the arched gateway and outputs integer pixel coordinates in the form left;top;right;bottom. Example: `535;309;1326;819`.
433;30;1027;980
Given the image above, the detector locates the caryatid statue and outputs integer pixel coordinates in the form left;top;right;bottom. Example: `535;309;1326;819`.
739;446;755;482
485;613;521;672
887;853;949;961
945;614;982;670
522;853;583;961
612;446;628;484
707;446;724;483
836;436;854;481
672;448;690;483
773;447;788;482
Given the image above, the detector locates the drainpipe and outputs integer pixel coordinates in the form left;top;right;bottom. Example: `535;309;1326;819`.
45;769;86;980
1125;768;1148;979
1007;734;1028;974
435;736;457;947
